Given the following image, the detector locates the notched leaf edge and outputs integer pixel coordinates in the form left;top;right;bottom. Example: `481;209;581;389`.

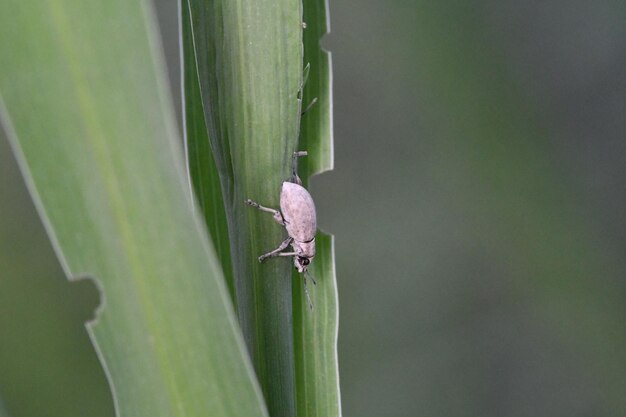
0;98;121;417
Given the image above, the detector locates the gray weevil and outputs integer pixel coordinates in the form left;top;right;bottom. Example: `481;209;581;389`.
245;151;317;309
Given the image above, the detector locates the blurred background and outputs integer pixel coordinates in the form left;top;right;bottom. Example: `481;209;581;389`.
2;0;626;416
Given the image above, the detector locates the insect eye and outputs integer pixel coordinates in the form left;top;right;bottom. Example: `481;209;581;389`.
300;257;310;266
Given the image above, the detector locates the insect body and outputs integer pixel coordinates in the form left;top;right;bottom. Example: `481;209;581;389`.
279;181;316;270
245;151;317;308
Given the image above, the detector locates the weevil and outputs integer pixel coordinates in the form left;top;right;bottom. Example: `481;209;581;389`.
245;151;317;309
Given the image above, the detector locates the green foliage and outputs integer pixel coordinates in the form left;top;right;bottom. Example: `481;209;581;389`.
182;0;340;416
0;0;268;416
0;0;339;417
0;0;338;416
293;1;341;417
181;0;302;414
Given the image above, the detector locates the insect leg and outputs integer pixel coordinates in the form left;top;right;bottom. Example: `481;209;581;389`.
258;238;293;263
301;97;318;116
290;151;308;185
303;276;314;310
245;199;286;225
302;63;311;89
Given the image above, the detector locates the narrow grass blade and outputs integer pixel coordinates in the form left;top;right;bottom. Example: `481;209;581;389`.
300;0;333;175
181;2;236;305
182;1;304;416
294;0;341;416
0;1;267;416
293;234;340;417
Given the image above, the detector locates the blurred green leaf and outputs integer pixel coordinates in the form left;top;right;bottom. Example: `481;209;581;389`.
293;1;341;416
0;1;266;416
410;1;626;412
0;398;9;417
182;1;304;416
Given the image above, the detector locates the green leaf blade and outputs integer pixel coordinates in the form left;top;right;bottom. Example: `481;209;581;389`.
0;1;267;416
183;1;304;416
181;1;236;305
295;0;341;416
301;0;333;176
293;234;340;417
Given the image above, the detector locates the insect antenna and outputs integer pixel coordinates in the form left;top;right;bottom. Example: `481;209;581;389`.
304;268;317;286
303;274;314;311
